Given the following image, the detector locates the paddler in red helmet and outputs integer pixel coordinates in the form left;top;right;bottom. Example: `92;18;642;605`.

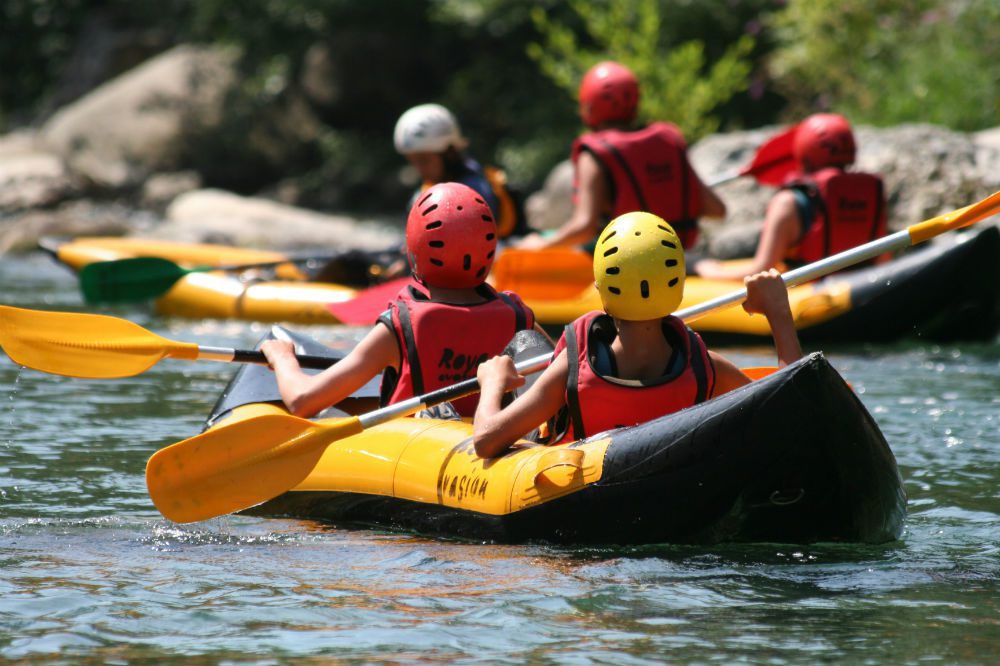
517;61;726;251
695;113;888;279
262;182;541;418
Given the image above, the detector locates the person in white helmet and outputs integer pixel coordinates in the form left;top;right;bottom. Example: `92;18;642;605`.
394;103;520;239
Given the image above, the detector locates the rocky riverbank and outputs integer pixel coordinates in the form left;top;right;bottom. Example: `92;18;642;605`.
2;45;998;257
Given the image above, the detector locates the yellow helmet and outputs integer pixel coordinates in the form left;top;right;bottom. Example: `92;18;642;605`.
593;212;686;320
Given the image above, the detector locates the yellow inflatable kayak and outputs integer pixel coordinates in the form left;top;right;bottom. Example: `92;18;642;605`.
197;327;906;545
42;227;1000;343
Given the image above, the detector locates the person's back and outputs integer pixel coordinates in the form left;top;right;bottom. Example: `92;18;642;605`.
262;182;536;418
695;113;888;280
517;61;725;252
473;212;803;458
378;185;534;415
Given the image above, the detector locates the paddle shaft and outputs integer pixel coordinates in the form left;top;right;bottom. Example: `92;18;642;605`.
198;346;334;370
707;152;793;188
358;354;552;428
195;252;348;273
677;198;998;321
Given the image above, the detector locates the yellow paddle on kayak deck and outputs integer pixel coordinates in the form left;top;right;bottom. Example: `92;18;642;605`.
0;305;337;378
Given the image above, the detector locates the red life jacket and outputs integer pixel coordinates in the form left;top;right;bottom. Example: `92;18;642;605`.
572;122;704;248
552;311;715;442
785;167;887;265
380;284;534;416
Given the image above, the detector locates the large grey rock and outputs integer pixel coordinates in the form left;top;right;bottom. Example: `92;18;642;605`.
159;189;401;251
0;201;134;253
0;131;81;212
41;45;239;189
524;160;574;231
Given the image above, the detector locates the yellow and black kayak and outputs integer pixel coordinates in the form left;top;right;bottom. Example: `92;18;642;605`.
42;226;999;343
202;327;906;545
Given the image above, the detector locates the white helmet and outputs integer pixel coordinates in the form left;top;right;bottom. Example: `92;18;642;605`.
393;103;468;154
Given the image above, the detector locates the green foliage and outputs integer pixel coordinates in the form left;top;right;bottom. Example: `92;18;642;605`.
527;0;755;141
769;0;1000;130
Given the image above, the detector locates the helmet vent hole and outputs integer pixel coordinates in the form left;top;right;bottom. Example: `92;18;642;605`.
418;193;434;206
487;250;495;259
457;205;464;211
605;267;620;275
426;220;443;230
482;215;493;222
603;246;619;257
668;277;679;287
665;259;677;267
463;254;471;270
476;266;487;278
640;280;650;299
475;197;485;204
422;203;439;215
661;240;677;249
657;225;669;232
486;233;495;241
429;240;445;248
430;259;444;267
601;230;617;244
634;231;641;236
608;286;621;295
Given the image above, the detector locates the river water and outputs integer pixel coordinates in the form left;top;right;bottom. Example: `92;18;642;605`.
1;252;998;664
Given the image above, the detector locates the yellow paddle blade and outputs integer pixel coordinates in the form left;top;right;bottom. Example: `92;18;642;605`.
0;305;199;378
146;413;364;523
909;191;1000;244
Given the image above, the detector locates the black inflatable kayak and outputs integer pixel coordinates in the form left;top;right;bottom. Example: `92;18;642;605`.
204;329;906;545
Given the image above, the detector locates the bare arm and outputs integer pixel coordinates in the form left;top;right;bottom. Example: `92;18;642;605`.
695;190;802;280
709;351;752;396
261;324;400;417
473;352;570;458
742;268;803;367
708;269;803;397
516;151;609;250
698;178;727;219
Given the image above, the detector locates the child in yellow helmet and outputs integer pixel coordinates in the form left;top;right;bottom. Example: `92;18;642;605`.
473;211;803;458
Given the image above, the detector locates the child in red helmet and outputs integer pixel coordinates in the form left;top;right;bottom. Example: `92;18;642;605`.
695;113;888;279
262;182;541;418
517;61;726;251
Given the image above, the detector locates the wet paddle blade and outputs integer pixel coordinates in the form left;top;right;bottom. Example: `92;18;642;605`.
0;305;198;378
325;277;415;325
80;257;192;303
146;413;363;523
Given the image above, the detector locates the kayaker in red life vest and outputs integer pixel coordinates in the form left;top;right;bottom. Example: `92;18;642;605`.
261;182;543;418
472;211;803;458
695;113;888;279
516;61;726;252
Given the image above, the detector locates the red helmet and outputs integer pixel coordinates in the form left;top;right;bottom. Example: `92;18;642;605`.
406;182;498;289
793;113;856;170
578;61;639;128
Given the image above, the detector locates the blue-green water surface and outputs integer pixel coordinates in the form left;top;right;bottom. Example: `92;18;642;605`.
2;252;998;664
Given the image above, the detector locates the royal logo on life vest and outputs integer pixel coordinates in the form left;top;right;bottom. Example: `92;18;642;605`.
437;348;489;383
837;196;870;222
